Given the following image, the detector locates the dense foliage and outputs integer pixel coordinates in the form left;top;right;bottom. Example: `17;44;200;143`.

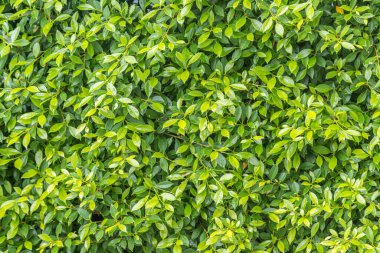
1;0;380;252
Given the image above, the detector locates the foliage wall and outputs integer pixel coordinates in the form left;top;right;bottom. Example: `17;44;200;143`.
1;0;380;252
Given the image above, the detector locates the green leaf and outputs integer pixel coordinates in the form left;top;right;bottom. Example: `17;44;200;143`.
37;128;48;139
235;16;246;30
225;26;233;38
131;196;149;212
312;145;330;155
38;234;52;242
145;196;159;209
163;119;178;128
151;102;164;113
161;193;176;201
126;156;140;167
179;70;190;83
188;53;202;65
125;55;138;64
275;23;284;37
22;169;38;179
341;42;355;50
315;84;333;93
220;173;234;181
228;156;239;169
251;66;271;76
230;83;247;90
77;4;96;10
328;156;337;170
127;105;140;119
278;76;295;87
24;241;33;250
262;18;273;32
243;0;251;9
214;42;223;57
127;124;155;133
269;213;280;223
157;238;176;248
295;239;309;252
213;189;223;204
42;22;54;36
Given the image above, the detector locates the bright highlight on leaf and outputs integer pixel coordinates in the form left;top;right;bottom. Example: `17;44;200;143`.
336;6;344;14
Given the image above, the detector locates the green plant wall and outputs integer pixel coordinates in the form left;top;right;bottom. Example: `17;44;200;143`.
1;0;380;252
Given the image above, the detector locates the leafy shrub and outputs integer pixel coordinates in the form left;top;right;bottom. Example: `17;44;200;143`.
1;0;380;252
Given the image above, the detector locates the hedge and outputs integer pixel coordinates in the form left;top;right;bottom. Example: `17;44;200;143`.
1;0;380;252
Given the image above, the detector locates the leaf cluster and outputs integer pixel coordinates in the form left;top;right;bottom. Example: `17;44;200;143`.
1;0;380;252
